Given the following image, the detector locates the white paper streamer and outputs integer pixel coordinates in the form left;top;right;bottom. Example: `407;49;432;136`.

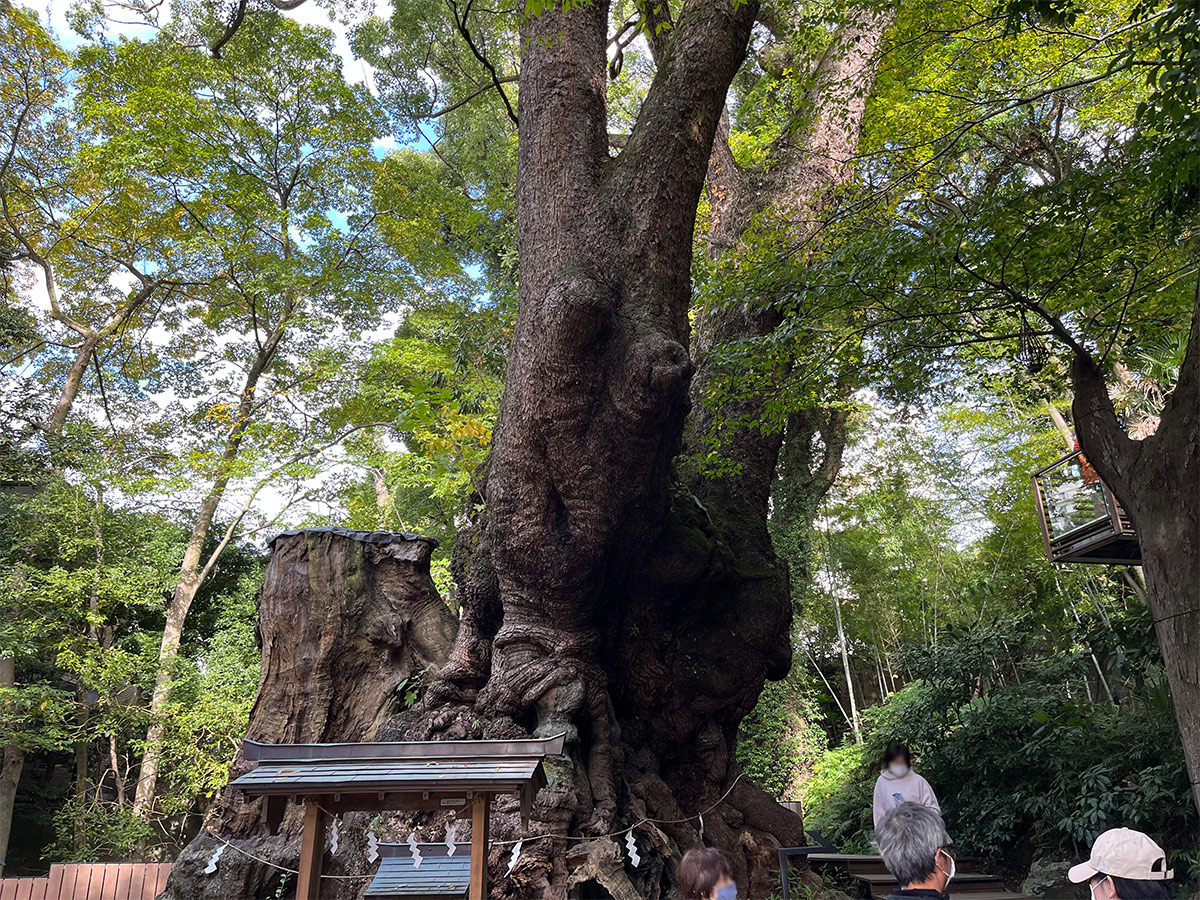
367;831;380;864
204;845;224;875
698;813;704;841
407;831;423;868
328;819;340;856
506;840;523;876
445;821;457;857
625;829;641;867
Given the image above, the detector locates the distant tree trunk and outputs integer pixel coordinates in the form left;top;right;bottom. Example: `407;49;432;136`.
1044;399;1076;452
0;748;20;878
133;323;286;819
371;466;394;529
109;735;126;807
73;698;89;851
161;529;457;900
1070;284;1200;814
47;333;100;433
0;657;22;878
831;594;860;742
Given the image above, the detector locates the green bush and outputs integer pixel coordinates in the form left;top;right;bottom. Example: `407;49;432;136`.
47;798;157;862
803;742;875;852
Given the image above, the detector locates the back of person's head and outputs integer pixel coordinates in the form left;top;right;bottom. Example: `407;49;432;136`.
876;801;951;888
679;847;734;900
883;741;912;767
1107;876;1173;900
1068;828;1173;900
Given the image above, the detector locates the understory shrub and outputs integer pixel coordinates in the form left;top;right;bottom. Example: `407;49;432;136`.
47;798;156;862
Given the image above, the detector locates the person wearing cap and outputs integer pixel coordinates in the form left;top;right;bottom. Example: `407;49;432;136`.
1068;828;1174;900
876;801;957;900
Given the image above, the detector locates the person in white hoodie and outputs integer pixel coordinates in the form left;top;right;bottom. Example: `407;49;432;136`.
873;742;941;829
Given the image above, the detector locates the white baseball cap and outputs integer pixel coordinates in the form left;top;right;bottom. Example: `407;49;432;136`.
1067;828;1174;883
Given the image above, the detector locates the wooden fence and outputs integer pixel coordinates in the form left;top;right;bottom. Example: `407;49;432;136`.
0;863;172;899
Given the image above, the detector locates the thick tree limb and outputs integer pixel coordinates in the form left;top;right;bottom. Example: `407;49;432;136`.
209;0;248;58
622;0;759;230
1070;352;1140;488
1158;272;1200;442
449;0;518;126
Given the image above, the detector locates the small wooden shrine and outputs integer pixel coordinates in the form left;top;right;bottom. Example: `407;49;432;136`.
230;734;564;900
1032;450;1141;565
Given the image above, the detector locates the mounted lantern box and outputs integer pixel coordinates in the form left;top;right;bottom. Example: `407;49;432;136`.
1032;450;1141;565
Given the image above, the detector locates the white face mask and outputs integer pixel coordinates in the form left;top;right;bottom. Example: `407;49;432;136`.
939;849;956;887
888;763;909;777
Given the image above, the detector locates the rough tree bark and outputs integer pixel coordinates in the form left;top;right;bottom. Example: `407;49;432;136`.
1070;285;1200;815
161;528;457;899
370;4;891;900
686;0;887;614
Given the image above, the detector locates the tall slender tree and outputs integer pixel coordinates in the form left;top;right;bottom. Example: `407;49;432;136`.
62;14;393;817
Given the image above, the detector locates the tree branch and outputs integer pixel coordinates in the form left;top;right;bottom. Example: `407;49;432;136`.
623;0;759;226
448;0;518;126
1070;351;1139;494
210;0;248;58
430;75;519;118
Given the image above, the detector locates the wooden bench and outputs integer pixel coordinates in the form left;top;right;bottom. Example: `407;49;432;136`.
0;863;172;900
803;853;1035;900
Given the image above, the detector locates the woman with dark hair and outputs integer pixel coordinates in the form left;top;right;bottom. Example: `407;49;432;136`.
679;847;737;900
872;742;940;829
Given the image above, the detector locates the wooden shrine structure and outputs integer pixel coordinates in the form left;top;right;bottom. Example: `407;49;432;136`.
230;733;565;900
1032;449;1141;565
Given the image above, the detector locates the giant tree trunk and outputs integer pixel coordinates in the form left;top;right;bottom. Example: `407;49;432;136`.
372;4;892;900
378;0;795;892
1071;286;1200;814
161;528;456;899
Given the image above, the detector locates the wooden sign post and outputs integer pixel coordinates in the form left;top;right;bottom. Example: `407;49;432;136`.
296;799;330;899
469;792;491;900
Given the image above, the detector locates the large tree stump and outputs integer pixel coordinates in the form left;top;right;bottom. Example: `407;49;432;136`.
161;528;456;900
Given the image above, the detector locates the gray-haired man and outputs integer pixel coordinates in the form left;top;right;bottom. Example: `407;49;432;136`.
876;801;956;900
